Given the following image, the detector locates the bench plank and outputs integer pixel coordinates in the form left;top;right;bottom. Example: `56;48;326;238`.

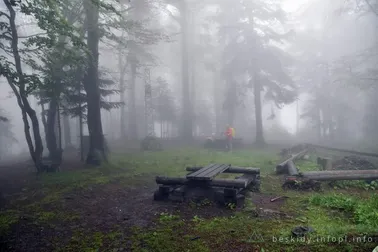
201;164;231;179
186;163;217;179
186;164;231;180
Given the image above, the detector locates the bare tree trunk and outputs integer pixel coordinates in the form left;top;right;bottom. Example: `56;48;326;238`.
83;0;106;165
40;102;48;145
253;77;265;147
213;73;218;134
179;0;193;140
46;99;58;159
79;107;84;162
119;49;127;139
296;99;299;135
318;108;322;143
160;120;163;138
4;0;44;171
189;9;196;137
128;59;138;139
57;103;62;150
63;114;71;147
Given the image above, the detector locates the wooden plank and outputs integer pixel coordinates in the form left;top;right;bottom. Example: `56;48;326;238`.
186;166;260;174
186;164;230;180
201;164;231;179
186;163;217;178
156;176;248;188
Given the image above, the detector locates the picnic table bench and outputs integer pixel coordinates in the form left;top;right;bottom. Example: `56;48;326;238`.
186;164;230;180
153;163;261;207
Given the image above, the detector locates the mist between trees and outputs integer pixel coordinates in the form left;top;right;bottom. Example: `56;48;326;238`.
0;0;377;170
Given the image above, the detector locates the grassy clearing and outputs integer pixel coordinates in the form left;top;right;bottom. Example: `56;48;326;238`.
1;147;378;251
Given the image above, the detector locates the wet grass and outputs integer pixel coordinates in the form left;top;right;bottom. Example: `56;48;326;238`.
1;147;378;251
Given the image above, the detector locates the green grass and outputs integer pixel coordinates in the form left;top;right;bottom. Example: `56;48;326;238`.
309;193;378;228
2;147;378;252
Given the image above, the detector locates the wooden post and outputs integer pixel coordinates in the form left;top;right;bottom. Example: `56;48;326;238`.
276;149;308;174
286;161;299;176
317;157;332;171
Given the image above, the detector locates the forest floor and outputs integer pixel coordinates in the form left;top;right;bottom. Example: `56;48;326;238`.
0;147;377;252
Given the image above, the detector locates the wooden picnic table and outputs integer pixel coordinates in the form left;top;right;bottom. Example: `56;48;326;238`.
153;163;261;207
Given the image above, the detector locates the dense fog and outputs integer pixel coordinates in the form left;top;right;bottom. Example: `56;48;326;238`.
1;0;378;162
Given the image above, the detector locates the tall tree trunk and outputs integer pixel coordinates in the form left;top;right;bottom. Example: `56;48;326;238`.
128;59;138;139
179;0;192;140
83;0;106;165
226;80;237;126
63;115;71;147
57;103;62;151
160;120;163;138
189;9;196;137
318;108;322;143
213;72;221;134
118;48;127;139
79;106;84;162
296;99;299;135
4;0;43;171
46;99;58;159
40;102;48;144
253;78;265;147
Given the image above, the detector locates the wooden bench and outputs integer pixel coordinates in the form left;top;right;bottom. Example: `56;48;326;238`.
186;163;231;181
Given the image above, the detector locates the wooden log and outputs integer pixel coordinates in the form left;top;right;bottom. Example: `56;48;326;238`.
235;174;260;192
156;176;248;188
307;143;378;158
186;166;260;174
286;160;299;176
300;170;378;181
276;149;308;174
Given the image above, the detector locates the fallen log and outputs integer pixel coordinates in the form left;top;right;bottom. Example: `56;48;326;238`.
186;166;260;174
299;169;378;181
276;149;308;174
308;143;378;158
156;176;248;188
287;161;299;176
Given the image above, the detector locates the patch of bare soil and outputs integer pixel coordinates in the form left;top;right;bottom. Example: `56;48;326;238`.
1;176;238;252
249;193;291;219
0;157;289;252
64;183;236;227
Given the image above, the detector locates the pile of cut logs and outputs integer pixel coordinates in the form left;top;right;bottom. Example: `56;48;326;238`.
277;144;378;190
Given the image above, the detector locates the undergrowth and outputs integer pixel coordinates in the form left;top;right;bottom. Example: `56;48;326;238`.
309;193;378;228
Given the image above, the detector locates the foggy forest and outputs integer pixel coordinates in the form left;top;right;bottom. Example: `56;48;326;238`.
0;0;378;251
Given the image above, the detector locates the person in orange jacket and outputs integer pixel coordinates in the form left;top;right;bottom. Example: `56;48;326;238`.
225;125;235;151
